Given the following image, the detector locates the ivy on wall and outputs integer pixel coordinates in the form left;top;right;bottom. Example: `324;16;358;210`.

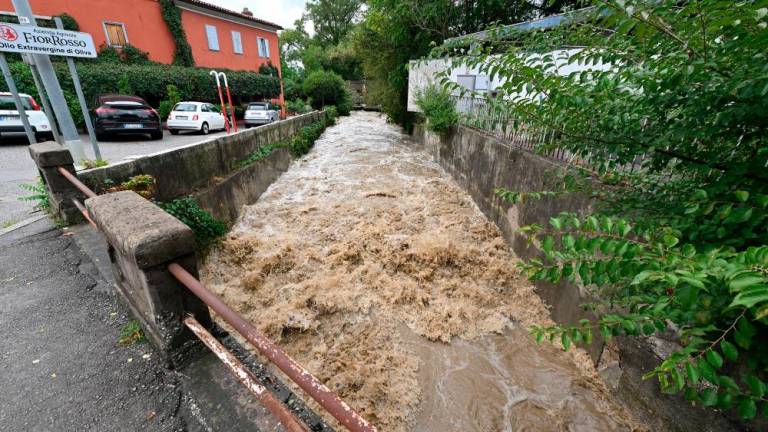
159;0;195;67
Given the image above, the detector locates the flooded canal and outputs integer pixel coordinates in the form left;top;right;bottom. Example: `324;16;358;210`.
202;112;639;431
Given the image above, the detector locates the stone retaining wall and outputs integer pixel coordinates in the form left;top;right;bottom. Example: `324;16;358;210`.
411;122;743;432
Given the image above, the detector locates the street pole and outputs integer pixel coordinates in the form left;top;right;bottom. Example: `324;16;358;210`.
219;72;237;132
55;17;101;161
26;56;63;144
11;0;85;163
210;70;230;134
0;52;36;144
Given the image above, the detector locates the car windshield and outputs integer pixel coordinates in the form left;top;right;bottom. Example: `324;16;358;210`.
0;95;32;111
173;103;198;112
248;104;268;111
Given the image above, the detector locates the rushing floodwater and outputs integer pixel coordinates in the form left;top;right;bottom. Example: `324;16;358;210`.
202;112;638;431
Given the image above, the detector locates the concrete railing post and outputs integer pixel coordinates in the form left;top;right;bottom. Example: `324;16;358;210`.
85;191;212;367
28;141;82;224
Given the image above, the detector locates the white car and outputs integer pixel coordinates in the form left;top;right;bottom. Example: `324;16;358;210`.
0;92;53;142
244;102;279;127
166;101;227;135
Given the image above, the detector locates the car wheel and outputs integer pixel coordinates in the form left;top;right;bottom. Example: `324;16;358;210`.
150;130;163;140
169;129;179;135
200;122;209;135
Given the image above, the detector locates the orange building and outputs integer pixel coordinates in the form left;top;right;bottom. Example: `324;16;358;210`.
0;0;283;100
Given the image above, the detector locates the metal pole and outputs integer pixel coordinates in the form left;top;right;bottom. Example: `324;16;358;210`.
209;70;229;134
27;58;62;143
218;72;237;132
0;53;36;144
183;316;311;432
54;17;101;161
12;0;85;163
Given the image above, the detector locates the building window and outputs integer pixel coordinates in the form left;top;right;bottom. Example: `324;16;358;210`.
231;31;243;54
205;24;219;51
257;37;270;58
103;22;128;47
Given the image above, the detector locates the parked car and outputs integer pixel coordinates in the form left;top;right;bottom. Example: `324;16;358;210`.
91;94;163;140
166;102;226;135
244;102;279;127
0;92;53;142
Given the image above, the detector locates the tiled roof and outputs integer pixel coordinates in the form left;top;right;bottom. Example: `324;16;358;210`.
176;0;283;30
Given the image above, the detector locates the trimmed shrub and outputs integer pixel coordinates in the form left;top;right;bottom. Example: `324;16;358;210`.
302;70;351;114
1;62;281;110
414;84;458;133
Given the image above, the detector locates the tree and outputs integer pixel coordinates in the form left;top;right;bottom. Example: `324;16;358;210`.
437;0;768;421
302;70;352;114
355;0;580;128
306;0;363;46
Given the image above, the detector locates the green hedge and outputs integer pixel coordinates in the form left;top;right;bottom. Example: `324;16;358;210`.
0;61;280;126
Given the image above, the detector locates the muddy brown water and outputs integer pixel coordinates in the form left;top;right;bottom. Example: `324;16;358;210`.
202;112;640;431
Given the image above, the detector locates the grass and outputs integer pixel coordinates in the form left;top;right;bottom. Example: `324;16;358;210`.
1;220;18;229
118;320;146;346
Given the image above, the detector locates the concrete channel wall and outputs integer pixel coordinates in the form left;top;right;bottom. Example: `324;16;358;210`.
79;111;324;223
411;123;745;432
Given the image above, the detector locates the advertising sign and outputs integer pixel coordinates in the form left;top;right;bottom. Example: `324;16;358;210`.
0;22;96;58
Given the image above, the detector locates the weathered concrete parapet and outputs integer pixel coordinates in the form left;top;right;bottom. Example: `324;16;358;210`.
85;190;212;367
28;141;82;224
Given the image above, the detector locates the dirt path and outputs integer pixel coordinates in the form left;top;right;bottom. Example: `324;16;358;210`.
202;111;640;431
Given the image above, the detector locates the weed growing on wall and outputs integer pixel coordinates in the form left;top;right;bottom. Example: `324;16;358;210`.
415;84;458;133
81;159;109;169
18;178;50;212
118;320;146;346
159;197;226;247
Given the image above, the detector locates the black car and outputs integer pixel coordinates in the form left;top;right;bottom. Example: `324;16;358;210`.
91;94;163;140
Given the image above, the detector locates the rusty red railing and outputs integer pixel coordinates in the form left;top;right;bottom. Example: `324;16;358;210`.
56;169;377;432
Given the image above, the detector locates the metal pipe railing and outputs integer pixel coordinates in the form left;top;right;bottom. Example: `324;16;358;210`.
168;262;377;432
183;316;310;432
53;163;377;432
57;166;97;198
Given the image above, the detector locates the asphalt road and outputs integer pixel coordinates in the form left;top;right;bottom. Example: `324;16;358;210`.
0;129;226;227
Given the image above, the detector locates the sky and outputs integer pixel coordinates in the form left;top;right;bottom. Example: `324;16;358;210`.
205;0;308;31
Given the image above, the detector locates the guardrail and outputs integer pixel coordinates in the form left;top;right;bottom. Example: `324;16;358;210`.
29;142;377;432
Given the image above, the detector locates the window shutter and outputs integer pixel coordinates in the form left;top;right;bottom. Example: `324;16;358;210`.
205;25;219;51
263;39;270;58
231;31;242;54
257;38;264;57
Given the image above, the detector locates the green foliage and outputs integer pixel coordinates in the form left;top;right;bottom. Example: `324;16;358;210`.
117;76;133;95
18;178;49;212
415;84;458;133
306;0;363;46
453;0;768;421
355;0;578;128
158;84;182;119
0;61;280;109
118;320;146;345
97;44;150;64
289;114;336;157
159;0;195;66
238;142;286;168
56;13;79;31
287;98;312;114
302;70;351;112
82;159;109;169
159;197;226;246
258;62;279;77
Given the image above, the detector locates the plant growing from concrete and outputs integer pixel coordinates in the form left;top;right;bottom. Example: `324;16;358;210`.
433;0;768;421
107;175;156;199
158;197;226;247
414;84;458;133
18;178;50;212
118;320;146;346
81;159;109;169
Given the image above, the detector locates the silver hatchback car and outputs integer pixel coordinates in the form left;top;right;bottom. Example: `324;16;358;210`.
244;102;279;127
